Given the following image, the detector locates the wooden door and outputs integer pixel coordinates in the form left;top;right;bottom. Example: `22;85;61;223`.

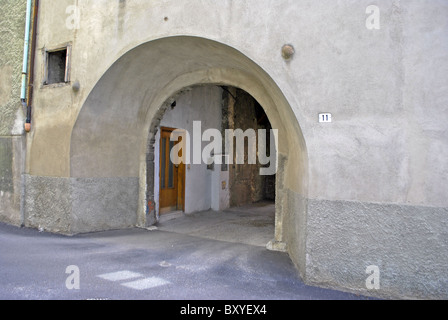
159;127;185;214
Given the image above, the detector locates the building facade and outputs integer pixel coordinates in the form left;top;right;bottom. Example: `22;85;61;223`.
1;0;447;299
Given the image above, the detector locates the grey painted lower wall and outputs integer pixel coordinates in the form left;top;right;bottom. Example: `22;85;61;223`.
285;189;308;281
0;136;24;226
71;177;139;233
0;137;13;193
23;175;139;234
305;199;448;300
23;175;71;233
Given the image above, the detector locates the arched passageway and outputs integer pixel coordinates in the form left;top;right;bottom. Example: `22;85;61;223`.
71;36;309;276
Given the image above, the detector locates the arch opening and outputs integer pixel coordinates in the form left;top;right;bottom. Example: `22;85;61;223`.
146;85;278;247
70;36;309;276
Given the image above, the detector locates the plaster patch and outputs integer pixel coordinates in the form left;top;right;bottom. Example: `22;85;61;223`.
11;107;24;135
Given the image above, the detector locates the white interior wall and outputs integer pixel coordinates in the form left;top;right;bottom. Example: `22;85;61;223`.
154;86;225;215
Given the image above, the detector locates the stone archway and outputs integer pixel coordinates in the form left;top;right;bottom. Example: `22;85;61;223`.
70;36;309;276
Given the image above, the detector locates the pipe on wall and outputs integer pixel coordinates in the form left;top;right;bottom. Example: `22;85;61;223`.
26;0;39;132
20;0;33;132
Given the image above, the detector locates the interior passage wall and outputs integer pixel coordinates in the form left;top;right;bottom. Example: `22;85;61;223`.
154;86;224;215
227;88;273;207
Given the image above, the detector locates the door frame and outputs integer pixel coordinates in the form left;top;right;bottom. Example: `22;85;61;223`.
159;126;186;214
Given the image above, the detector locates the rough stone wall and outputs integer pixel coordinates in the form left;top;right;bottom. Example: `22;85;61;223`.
227;88;269;207
264;175;276;201
0;0;26;225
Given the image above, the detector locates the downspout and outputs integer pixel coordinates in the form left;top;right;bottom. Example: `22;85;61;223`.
27;0;38;126
20;0;33;132
20;0;37;227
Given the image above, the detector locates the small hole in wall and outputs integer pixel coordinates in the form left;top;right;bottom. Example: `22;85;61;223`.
164;17;169;22
45;48;68;85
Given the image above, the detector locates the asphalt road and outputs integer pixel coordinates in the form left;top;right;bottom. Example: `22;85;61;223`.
0;222;370;301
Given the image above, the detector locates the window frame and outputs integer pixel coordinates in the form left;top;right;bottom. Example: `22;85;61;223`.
42;43;71;87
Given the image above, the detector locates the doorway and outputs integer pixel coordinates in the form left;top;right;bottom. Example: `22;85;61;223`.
159;127;186;215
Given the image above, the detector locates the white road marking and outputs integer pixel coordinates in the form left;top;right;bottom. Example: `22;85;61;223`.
121;277;170;290
97;271;143;282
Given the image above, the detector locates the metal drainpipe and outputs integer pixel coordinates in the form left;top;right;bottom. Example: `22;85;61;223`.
20;0;33;132
27;0;38;128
